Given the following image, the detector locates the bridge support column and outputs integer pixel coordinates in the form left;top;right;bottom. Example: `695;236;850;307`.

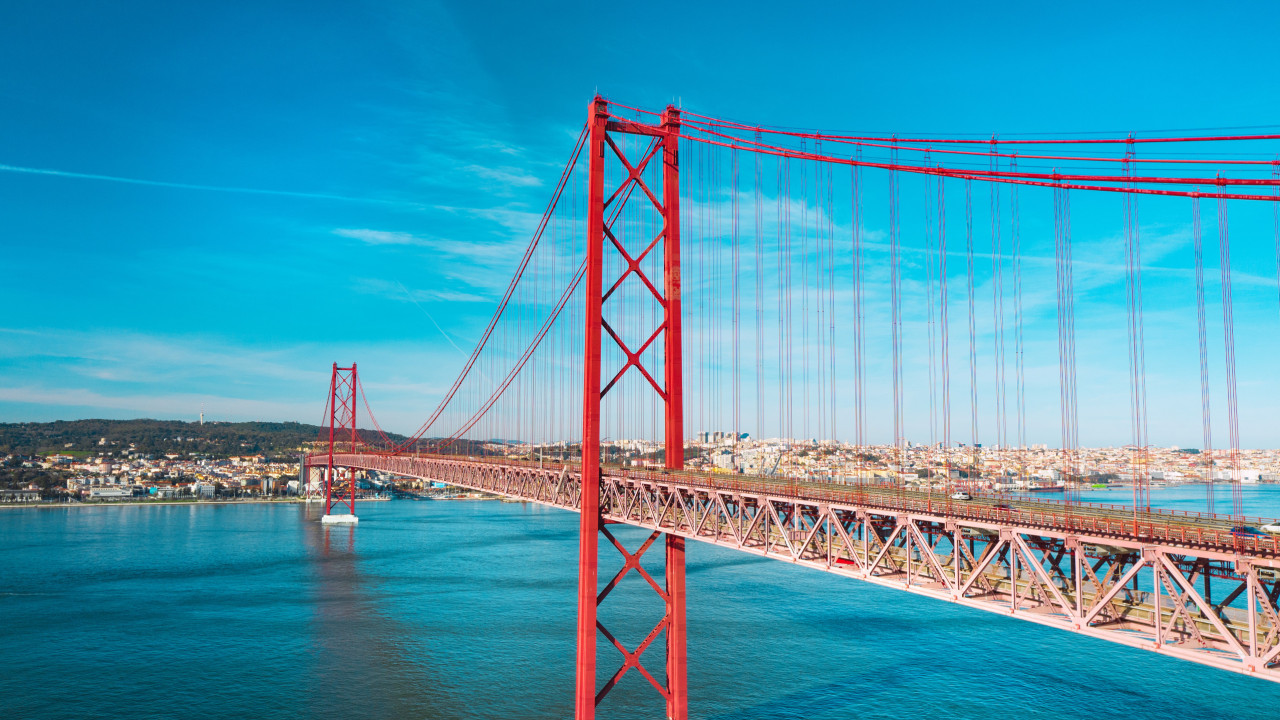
324;362;359;523
665;535;687;720
574;96;608;720
662;102;688;720
576;96;687;720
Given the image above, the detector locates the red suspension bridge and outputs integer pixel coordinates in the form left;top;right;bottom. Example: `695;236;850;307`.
305;97;1280;718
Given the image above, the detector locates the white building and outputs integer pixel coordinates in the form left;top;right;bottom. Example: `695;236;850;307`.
89;487;133;500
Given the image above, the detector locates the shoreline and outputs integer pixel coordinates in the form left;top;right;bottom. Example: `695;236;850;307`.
0;498;387;510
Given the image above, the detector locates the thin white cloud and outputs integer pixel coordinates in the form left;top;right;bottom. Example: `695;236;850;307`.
334;228;431;246
433;206;545;237
0;327;463;432
0;385;314;423
351;277;488;304
333;227;524;260
0;329;318;387
474;140;525;157
462;164;542;188
0;163;423;207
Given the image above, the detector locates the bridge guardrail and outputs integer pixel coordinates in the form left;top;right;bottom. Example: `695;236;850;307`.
310;452;1280;557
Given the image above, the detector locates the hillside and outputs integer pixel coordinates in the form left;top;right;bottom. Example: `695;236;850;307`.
0;419;501;460
0;419;374;459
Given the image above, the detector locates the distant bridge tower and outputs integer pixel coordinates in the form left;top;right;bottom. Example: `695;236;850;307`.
322;362;359;524
576;97;687;720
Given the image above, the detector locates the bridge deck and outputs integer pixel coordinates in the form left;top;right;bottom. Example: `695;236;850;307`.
621;465;1277;554
309;452;1280;683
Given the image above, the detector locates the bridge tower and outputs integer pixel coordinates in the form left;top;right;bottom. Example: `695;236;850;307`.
322;362;360;525
576;97;686;720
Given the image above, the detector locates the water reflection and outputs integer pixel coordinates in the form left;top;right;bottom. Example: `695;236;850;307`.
299;505;466;719
302;500;327;523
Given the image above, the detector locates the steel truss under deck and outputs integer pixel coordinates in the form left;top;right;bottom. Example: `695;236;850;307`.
311;452;1280;683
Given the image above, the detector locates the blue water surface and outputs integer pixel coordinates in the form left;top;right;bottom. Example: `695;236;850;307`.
1;494;1278;719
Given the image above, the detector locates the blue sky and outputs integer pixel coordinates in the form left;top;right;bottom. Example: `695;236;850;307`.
3;1;1279;446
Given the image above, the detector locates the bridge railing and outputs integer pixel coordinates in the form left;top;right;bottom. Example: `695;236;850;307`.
621;470;1279;557
311;452;1280;557
602;465;1280;557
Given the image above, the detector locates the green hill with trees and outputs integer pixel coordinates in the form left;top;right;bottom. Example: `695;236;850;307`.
0;419;507;461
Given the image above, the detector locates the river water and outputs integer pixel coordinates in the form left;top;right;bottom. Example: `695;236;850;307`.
3;489;1279;719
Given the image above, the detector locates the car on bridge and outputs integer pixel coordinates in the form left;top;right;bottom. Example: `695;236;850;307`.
1232;525;1269;539
950;491;972;501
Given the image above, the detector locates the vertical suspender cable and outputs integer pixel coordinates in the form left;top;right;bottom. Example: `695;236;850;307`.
852;159;866;482
800;145;810;443
966;180;979;489
1055;184;1072;496
809;145;820;444
698;141;706;442
755;133;764;445
785;158;794;443
780;158;789;443
890;146;904;483
815;151;826;445
732;148;741;462
714;146;722;443
990;139;1007;486
1218;190;1242;519
1065;188;1079;496
777;157;785;444
938;176;951;487
1010;154;1027;488
1067;186;1080;500
827;161;837;450
1122;141;1150;515
931;155;942;476
1193;194;1214;514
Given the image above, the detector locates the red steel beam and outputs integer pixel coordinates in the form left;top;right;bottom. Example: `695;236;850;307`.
325;362;337;514
574;96;609;720
346;364;357;515
662;104;688;720
578;98;690;720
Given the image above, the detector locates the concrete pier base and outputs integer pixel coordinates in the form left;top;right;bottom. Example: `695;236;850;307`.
321;513;359;525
